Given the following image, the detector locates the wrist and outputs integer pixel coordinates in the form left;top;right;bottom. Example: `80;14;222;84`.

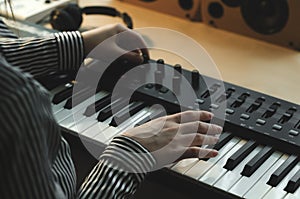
100;135;156;178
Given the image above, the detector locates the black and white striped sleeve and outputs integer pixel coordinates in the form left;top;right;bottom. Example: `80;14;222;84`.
0;31;84;77
0;56;157;198
0;59;61;199
78;135;156;199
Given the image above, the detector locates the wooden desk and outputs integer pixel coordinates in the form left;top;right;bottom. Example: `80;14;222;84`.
79;0;300;104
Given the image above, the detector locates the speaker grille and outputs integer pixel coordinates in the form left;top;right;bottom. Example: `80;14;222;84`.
241;0;289;35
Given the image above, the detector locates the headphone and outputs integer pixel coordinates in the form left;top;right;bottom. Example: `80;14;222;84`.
50;3;133;31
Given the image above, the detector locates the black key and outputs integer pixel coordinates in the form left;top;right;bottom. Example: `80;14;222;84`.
52;83;74;104
267;155;298;187
134;110;165;127
241;145;274;177
97;99;128;122
64;87;93;109
224;140;257;170
84;94;111;117
284;169;300;193
110;102;147;127
36;72;73;90
213;132;233;151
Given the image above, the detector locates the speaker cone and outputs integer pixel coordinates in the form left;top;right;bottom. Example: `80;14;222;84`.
241;0;289;35
178;0;194;10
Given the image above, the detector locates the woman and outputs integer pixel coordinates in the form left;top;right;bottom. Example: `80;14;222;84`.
0;2;222;198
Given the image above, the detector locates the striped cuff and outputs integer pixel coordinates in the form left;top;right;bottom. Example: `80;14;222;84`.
100;135;156;182
54;31;84;72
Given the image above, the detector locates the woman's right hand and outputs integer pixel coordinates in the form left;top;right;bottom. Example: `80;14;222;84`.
122;110;223;167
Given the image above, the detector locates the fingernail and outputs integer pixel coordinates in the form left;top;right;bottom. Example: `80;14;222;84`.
211;150;218;157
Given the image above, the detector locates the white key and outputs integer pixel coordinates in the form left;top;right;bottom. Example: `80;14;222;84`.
70;116;98;133
214;145;263;191
185;137;240;180
103;108;152;144
70;97;122;133
171;135;237;175
171;158;199;174
59;92;106;128
243;154;289;199
81;105;150;142
88;107;150;144
199;139;247;185
80;119;110;139
262;163;300;199
52;99;68;114
229;151;282;197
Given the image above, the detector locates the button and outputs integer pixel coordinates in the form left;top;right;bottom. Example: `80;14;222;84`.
159;87;169;94
272;124;282;131
241;114;250;120
145;83;154;89
196;99;204;104
226;109;235;115
289;130;299;136
256;119;266;125
210;104;219;110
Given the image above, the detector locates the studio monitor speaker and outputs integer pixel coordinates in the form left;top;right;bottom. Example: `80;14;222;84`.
202;0;300;51
119;0;202;21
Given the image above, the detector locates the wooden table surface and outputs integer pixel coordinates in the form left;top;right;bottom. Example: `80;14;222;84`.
79;0;300;105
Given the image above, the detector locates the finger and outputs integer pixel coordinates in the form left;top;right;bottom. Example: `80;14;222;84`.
116;29;150;58
178;121;223;135
171;110;213;123
111;46;144;66
180;147;218;160
181;134;219;146
120;51;144;65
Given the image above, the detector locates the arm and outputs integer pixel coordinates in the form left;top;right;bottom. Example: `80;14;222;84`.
0;58;60;199
77;136;155;199
78;111;222;198
0;23;148;78
0;31;84;77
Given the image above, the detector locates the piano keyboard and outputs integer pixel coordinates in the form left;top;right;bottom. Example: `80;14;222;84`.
40;59;300;199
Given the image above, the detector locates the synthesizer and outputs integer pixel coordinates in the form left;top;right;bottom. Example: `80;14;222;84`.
38;58;300;199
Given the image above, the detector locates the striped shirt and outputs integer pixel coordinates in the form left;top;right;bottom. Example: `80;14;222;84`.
0;20;155;199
